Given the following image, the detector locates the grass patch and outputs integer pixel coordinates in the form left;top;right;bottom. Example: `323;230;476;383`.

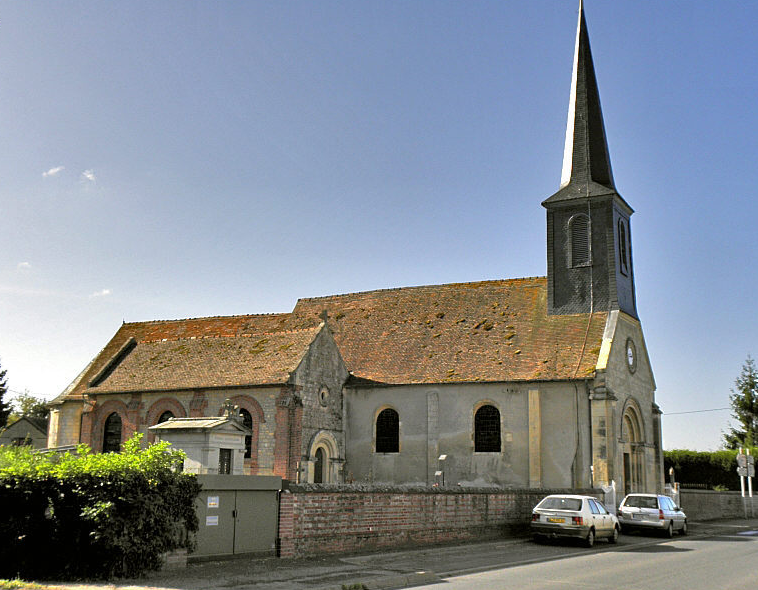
0;581;50;590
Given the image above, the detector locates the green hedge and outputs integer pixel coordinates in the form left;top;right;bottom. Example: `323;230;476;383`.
0;435;201;580
664;448;757;491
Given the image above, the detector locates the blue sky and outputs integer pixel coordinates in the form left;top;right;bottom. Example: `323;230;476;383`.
1;1;756;451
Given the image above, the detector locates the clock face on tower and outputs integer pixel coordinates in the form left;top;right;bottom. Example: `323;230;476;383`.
626;338;637;373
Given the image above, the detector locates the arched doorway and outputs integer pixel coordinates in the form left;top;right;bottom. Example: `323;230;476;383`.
621;404;644;495
307;431;340;484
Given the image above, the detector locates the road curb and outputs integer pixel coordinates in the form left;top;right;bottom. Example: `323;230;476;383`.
319;570;441;590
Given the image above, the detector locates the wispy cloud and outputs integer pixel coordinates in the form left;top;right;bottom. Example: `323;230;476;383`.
80;169;96;183
42;166;65;178
17;262;32;270
90;288;112;298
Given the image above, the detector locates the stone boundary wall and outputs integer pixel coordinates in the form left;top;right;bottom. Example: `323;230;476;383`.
277;484;600;559
679;489;755;521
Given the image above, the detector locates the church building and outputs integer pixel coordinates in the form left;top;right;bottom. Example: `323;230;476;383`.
48;4;663;495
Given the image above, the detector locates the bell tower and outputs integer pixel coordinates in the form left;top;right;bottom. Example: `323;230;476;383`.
543;1;637;318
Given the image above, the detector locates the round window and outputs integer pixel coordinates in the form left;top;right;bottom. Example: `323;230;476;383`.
625;338;637;374
318;387;330;407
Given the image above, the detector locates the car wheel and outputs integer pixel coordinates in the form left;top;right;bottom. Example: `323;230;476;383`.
664;522;674;538
585;528;595;548
680;521;688;536
609;526;619;544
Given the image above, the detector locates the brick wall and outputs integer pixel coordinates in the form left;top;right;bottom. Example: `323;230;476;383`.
277;485;598;558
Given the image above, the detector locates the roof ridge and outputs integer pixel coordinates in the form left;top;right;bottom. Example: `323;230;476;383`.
297;276;547;303
140;324;322;344
123;311;291;327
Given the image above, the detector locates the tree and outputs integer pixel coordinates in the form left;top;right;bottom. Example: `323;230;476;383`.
0;359;10;429
723;356;758;449
7;390;49;425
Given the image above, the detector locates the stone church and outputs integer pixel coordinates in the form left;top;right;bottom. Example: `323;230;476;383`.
48;4;663;495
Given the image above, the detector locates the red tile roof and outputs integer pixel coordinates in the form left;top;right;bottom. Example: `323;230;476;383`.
291;277;606;384
57;314;309;399
87;327;323;393
56;277;606;400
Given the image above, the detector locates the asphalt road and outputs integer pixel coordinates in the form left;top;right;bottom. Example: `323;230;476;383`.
44;520;758;590
417;528;758;590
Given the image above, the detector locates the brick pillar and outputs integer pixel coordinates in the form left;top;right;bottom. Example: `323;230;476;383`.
126;394;143;441
288;403;303;481
79;398;97;447
274;390;303;481
277;492;295;558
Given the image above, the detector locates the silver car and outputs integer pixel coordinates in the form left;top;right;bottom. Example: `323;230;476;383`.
617;493;687;537
531;494;620;547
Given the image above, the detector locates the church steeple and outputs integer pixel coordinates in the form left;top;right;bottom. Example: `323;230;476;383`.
542;1;638;318
547;0;617;203
560;0;614;191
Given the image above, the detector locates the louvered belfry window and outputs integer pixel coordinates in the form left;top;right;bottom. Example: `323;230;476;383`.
570;214;591;267
618;219;629;275
375;408;399;453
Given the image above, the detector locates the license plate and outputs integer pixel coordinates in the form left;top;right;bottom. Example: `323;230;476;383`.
547;517;565;523
633;513;643;520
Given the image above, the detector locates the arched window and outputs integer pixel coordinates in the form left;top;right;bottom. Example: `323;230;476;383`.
239;408;253;459
157;410;174;424
474;405;501;452
314;447;325;483
569;214;591;267
103;412;122;453
618;219;629;275
375;408;399;453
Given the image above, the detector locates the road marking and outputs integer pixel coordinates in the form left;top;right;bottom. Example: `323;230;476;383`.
736;530;758;536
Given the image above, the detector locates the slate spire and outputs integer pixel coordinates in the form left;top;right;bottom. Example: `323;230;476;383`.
543;1;637;319
554;0;615;199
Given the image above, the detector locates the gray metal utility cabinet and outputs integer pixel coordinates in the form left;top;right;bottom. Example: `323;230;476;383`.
194;475;282;559
150;405;251;475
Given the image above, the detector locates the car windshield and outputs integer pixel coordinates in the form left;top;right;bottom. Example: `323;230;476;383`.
538;497;583;511
624;496;658;509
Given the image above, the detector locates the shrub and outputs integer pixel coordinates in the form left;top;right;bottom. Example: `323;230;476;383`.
0;434;200;580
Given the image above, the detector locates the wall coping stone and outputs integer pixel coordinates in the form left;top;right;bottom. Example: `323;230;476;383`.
284;483;601;495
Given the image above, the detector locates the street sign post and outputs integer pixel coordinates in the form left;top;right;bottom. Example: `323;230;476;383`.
736;449;754;518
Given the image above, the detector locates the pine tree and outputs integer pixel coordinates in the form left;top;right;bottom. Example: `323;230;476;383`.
723;356;758;449
0;359;10;429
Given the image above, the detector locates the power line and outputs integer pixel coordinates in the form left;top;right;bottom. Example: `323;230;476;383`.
5;387;50;398
665;407;731;416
